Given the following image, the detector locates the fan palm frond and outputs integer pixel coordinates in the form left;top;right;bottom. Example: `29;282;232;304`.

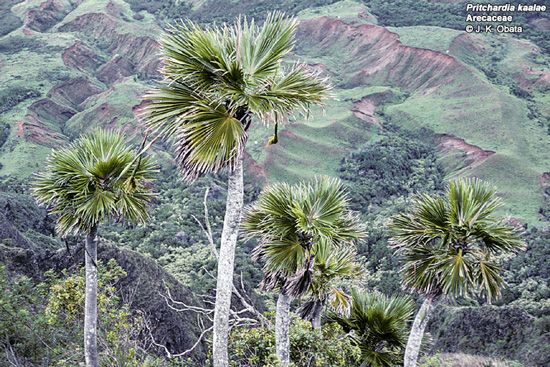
327;289;414;367
32;129;157;236
243;176;365;298
142;13;332;182
389;177;525;301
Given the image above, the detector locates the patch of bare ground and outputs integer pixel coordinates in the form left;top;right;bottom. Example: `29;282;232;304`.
436;134;495;173
295;17;460;93
27;0;69;32
97;55;135;84
242;152;268;186
20;115;69;147
46;77;103;110
513;66;550;91
57;13;159;71
351;96;381;127
28;98;76;126
448;33;486;57
62;41;105;73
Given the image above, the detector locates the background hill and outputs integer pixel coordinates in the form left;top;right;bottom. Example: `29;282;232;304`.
1;0;549;366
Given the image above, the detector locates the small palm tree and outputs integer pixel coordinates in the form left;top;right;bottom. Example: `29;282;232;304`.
327;289;415;367
142;13;332;367
389;178;525;367
297;243;363;328
32;130;157;367
242;176;365;366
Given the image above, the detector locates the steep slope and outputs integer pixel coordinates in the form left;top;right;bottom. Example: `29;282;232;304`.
2;0;549;222
258;16;550;223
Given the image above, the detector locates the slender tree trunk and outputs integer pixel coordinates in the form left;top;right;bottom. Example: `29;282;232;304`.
276;293;291;366
212;159;244;367
404;296;438;367
84;225;98;367
311;299;324;329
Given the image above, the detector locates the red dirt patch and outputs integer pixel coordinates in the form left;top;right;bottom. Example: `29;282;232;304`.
517;66;550;90
351;96;381;127
62;42;105;73
28;99;76;125
47;77;103;110
58;13;160;69
540;172;550;189
243;152;267;186
437;134;495;170
295;17;460;94
27;0;68;32
14;121;24;138
280;129;300;140
97;55;135;84
21;115;68;147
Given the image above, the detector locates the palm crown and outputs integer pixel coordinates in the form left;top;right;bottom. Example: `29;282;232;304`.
298;243;363;319
242;176;365;297
327;290;414;367
142;12;332;182
389;178;525;301
32;129;157;236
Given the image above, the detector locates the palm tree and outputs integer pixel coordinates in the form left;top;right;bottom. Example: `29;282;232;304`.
31;130;157;367
388;178;525;367
327;289;415;367
297;243;363;329
242;176;365;365
141;13;331;367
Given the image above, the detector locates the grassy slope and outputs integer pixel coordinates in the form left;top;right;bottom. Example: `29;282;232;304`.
1;0;549;223
256;3;549;223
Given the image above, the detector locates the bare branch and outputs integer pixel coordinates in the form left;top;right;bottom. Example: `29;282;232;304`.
160;280;214;316
192;187;219;260
144;316;213;359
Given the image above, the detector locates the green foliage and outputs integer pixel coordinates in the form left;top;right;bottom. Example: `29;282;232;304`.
419;353;524;367
99;164;263;294
0;122;9;149
0;86;41;113
242;176;365;297
428;305;547;367
143;12;331;182
327;289;414;367
497;227;550;317
0;0;24;37
390;178;525;301
32;129;158;236
339;131;445;213
0;260;161;366
227;314;361;366
124;0;192;20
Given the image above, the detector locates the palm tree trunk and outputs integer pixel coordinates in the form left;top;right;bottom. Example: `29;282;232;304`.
404;296;437;367
84;225;98;367
212;159;244;367
311;299;324;329
276;292;291;366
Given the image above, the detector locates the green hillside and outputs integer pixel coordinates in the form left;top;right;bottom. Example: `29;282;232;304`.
1;0;549;365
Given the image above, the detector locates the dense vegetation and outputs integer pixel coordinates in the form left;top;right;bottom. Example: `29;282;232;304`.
1;0;550;365
0;261;168;366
